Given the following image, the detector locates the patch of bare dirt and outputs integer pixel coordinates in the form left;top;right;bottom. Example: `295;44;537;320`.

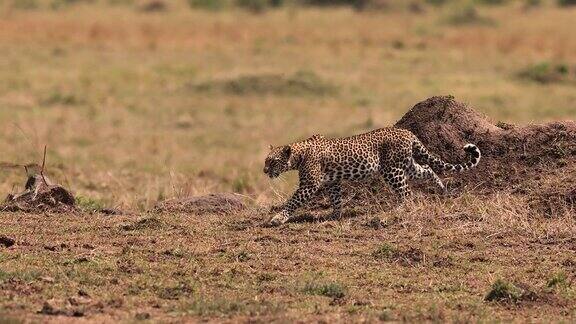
154;193;248;215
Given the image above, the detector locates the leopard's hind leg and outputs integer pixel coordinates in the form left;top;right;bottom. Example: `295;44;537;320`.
380;166;411;199
405;158;446;194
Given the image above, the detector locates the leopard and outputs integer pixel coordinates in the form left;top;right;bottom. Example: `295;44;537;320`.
263;127;481;226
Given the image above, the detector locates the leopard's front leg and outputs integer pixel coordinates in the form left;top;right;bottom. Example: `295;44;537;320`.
270;162;322;226
270;184;319;226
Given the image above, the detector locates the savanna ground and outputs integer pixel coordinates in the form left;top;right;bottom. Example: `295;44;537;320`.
1;0;575;322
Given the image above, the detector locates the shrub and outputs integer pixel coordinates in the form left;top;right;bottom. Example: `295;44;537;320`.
50;0;97;10
41;91;81;106
475;0;507;5
76;196;106;212
236;0;269;13
12;0;39;10
444;2;494;26
187;0;228;11
558;0;576;6
193;70;338;97
303;281;346;299
523;0;541;7
301;0;368;10
518;62;575;84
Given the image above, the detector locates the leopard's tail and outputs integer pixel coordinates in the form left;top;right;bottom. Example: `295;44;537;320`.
412;140;481;173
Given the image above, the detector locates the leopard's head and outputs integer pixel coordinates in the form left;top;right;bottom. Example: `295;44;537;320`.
263;145;292;178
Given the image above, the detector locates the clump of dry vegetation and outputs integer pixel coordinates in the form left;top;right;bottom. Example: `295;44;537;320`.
485;279;527;303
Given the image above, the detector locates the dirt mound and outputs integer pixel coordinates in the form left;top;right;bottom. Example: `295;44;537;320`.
154;193;248;215
396;96;575;181
393;95;576;215
304;96;575;218
2;175;76;214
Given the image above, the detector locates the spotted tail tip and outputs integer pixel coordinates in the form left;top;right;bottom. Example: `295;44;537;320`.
463;143;481;166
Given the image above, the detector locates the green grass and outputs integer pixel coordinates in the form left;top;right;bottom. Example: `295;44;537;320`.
75;195;107;212
303;280;346;299
518;62;575;84
484;279;523;302
372;243;397;259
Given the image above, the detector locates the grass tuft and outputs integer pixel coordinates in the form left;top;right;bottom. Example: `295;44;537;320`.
444;2;495;26
372;243;396;259
303;280;346;299
75;196;106;212
484;279;523;302
187;0;229;10
41;91;82;106
547;272;568;289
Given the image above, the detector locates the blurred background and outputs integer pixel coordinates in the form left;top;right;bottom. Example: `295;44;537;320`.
0;0;574;210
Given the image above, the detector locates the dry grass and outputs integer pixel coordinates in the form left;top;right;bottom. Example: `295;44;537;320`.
0;1;575;322
1;193;575;322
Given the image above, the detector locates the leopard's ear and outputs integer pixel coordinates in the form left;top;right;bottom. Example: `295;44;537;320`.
269;144;274;151
282;145;291;156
